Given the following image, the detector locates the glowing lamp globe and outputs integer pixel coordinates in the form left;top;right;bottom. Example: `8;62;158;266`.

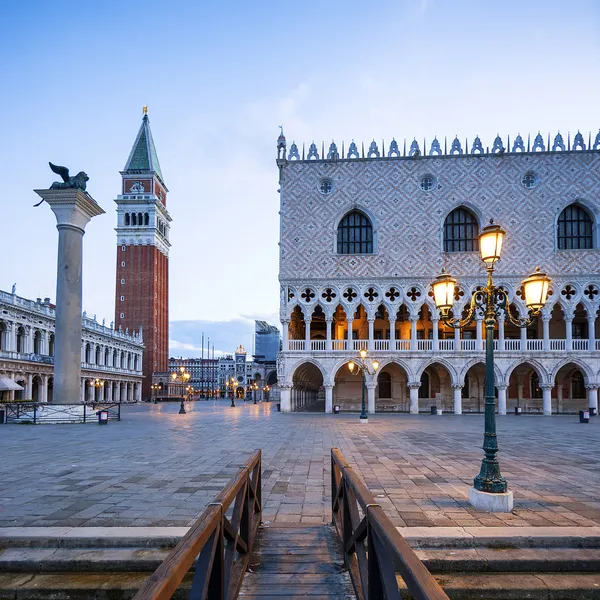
479;220;505;266
348;361;355;373
431;269;456;314
522;267;551;313
372;360;379;372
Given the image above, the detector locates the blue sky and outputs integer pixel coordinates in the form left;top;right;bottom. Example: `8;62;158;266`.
1;1;599;356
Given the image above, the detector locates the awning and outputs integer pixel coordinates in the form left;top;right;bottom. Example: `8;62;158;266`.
0;376;24;391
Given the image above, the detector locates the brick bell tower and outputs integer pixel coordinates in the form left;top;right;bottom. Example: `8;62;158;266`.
115;108;171;400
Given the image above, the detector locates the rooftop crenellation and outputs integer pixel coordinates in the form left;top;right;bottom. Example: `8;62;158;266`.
277;129;600;162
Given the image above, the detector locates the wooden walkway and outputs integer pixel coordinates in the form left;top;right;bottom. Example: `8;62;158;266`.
238;524;355;599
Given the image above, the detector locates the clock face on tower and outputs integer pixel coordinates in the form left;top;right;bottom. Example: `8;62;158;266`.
130;181;145;193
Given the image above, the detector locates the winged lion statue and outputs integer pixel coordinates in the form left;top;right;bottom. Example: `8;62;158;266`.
48;162;89;191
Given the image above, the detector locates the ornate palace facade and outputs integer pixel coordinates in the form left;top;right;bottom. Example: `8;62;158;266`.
0;289;144;403
276;130;600;415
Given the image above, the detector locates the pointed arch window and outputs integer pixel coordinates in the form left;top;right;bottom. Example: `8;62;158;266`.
337;210;373;254
443;207;479;252
557;204;593;249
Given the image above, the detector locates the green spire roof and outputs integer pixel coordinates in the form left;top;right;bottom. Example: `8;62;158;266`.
124;114;164;182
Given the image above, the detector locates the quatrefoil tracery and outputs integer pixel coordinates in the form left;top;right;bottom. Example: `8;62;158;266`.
300;288;315;302
322;288;337;302
406;287;421;302
584;285;599;301
561;285;577;301
385;287;400;302
343;288;358;302
364;287;379;302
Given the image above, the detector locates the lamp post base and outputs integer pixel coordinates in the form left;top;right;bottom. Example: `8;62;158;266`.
469;487;513;513
359;416;369;424
179;401;186;415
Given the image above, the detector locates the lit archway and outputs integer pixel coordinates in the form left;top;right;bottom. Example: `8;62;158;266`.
291;361;324;412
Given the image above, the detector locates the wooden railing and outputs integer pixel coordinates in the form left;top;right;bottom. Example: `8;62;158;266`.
331;448;449;600
134;450;262;600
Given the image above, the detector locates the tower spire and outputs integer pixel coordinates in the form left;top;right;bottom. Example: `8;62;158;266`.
124;111;165;185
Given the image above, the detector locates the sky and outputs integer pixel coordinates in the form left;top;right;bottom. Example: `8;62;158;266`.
1;0;599;357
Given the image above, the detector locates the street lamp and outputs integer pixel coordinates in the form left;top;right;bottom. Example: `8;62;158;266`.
230;376;237;407
431;220;551;512
263;385;270;402
91;378;104;404
253;382;259;404
150;383;161;403
171;366;191;414
348;348;379;423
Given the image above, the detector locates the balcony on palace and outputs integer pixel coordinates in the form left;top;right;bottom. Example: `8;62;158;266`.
285;338;600;353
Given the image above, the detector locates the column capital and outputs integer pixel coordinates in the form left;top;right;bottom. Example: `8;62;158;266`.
541;313;552;322
451;384;463;390
325;316;333;323
496;384;508;390
564;313;574;322
409;315;418;323
324;383;334;390
34;188;105;231
279;383;292;390
408;381;421;389
585;384;600;391
365;381;377;390
540;383;554;391
367;317;376;323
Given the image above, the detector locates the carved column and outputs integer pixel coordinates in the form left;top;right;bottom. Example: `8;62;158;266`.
27;374;33;400
7;323;16;353
497;384;508;415
324;384;333;413
452;384;462;415
431;318;439;351
282;320;289;351
565;314;573;352
325;318;333;351
368;318;375;351
520;326;527;350
587;385;599;412
541;384;553;416
304;316;311;348
587;315;596;351
542;314;551;351
408;382;420;414
347;318;354;350
41;374;49;403
388;318;396;348
280;385;291;412
409;317;418;351
366;381;376;414
454;326;460;350
106;380;113;403
34;188;104;404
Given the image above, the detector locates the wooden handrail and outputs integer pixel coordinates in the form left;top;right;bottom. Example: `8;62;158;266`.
331;448;449;600
134;449;262;600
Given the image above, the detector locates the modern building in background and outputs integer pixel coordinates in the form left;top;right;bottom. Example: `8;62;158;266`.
0;288;143;403
276;129;600;414
114;109;171;400
254;320;280;363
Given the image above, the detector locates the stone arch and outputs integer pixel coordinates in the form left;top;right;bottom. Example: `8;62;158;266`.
550;358;594;385
373;357;415;382
375;360;411;412
415;358;458;386
266;370;277;386
289;359;327;387
504;358;549;385
458;358;504;387
291;360;325;411
16;325;26;353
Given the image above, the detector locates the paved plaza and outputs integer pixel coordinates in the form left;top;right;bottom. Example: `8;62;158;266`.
0;402;599;529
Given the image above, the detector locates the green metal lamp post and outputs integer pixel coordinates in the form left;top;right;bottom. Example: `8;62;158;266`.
348;348;379;424
431;220;551;510
171;366;191;415
230;377;237;408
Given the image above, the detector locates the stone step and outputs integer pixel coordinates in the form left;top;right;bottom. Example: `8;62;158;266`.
398;572;600;600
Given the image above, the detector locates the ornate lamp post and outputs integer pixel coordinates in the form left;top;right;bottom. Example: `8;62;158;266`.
431;220;551;512
150;383;160;403
263;385;270;402
230;377;238;408
253;383;259;404
171;366;191;414
348;348;379;424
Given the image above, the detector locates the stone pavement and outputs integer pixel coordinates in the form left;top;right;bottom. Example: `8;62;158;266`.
0;401;599;529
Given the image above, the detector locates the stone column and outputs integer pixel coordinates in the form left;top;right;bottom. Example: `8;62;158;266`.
389;318;396;348
366;381;376;414
324;384;333;413
325;318;333;351
86;381;94;404
34;188;104;404
587;316;596;351
520;326;527;350
431;319;439;351
565;315;573;352
347;318;354;350
497;316;505;351
282;320;289;351
280;385;291;412
41;374;49;403
475;316;483;351
541;384;553;416
106;380;113;402
367;319;375;351
80;379;85;403
304;317;311;349
26;326;33;354
408;382;420;414
7;323;16;352
8;373;15;401
497;384;507;415
452;385;462;414
587;385;599;412
409;317;418;351
27;374;33;400
454;327;460;350
556;384;563;413
542;314;551;351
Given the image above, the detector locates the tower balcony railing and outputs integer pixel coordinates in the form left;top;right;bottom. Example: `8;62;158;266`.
286;337;599;353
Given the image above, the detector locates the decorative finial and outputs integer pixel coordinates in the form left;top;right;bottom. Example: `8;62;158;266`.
279;125;283;136
143;105;148;115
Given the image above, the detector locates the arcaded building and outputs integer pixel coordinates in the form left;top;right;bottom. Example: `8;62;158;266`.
275;130;600;415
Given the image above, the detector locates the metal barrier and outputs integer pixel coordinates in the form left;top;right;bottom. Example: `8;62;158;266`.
2;402;121;424
331;448;449;600
134;450;262;600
